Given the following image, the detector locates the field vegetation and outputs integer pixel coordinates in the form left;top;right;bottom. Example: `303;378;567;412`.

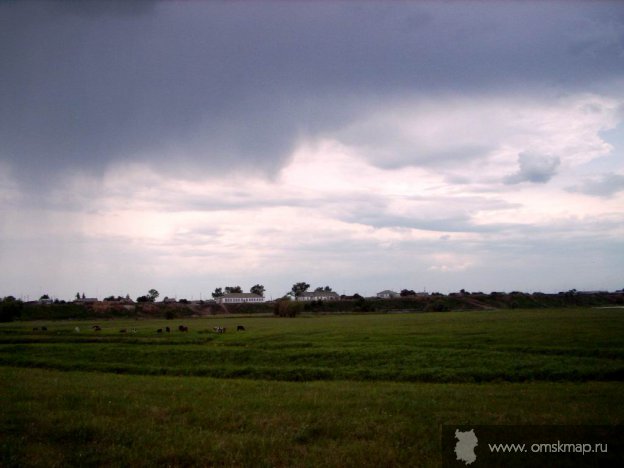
1;308;623;466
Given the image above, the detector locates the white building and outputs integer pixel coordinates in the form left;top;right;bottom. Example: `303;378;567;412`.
295;291;340;301
376;290;400;299
216;293;264;304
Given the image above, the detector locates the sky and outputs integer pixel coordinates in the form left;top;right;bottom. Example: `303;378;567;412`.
1;1;623;301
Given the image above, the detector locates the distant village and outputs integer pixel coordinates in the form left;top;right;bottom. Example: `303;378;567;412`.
16;283;624;307
2;282;623;323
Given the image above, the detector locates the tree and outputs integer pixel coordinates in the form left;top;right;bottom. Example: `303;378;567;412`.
250;284;265;297
39;294;50;300
225;286;243;294
212;287;224;299
75;292;80;300
314;286;333;292
148;289;159;302
400;289;416;297
291;282;310;297
274;299;303;317
1;296;23;322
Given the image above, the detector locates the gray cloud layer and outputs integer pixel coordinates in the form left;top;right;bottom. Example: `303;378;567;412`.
2;1;623;185
505;152;561;185
567;173;624;197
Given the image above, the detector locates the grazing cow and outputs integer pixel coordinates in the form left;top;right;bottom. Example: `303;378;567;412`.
237;325;245;331
157;328;163;333
120;329;127;333
213;326;226;334
41;326;47;331
74;327;80;333
32;327;39;331
92;325;102;332
178;325;188;332
165;326;170;333
130;328;137;334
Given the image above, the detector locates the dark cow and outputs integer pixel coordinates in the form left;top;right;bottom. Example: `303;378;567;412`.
165;326;171;333
92;325;102;332
237;325;245;331
41;326;47;331
157;328;163;333
120;329;127;333
32;327;39;331
178;325;188;332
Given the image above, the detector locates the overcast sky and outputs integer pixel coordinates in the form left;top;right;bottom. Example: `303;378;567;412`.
1;1;623;300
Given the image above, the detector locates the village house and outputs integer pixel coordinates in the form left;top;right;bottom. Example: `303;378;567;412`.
376;290;400;299
216;293;264;304
296;291;341;302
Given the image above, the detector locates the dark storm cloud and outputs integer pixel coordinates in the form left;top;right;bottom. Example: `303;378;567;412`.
1;1;623;184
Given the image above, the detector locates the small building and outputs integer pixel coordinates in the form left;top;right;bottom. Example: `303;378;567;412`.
216;293;264;304
376;290;400;299
73;297;98;304
295;291;340;302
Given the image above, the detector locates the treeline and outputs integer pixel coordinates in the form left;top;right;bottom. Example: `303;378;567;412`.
1;291;622;322
0;298;218;322
273;291;624;316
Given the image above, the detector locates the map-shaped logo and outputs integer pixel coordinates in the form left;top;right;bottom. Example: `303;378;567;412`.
454;429;478;465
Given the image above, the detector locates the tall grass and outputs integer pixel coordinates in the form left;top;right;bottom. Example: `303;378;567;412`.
1;367;622;467
1;309;623;382
1;308;623;466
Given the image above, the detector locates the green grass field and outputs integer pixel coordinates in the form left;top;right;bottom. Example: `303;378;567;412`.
1;308;623;466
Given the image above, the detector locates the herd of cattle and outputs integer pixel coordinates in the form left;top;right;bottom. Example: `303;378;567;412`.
32;324;246;334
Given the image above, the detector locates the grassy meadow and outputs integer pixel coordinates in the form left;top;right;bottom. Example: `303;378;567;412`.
1;308;623;466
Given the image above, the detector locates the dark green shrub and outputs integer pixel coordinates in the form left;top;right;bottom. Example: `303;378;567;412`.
426;301;450;312
274;299;303;317
355;298;376;312
0;297;23;322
